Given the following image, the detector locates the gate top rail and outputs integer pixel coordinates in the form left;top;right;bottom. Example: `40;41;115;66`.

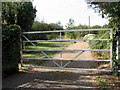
23;28;112;34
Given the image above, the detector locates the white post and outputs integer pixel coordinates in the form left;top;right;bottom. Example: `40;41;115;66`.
60;32;62;67
89;16;90;34
20;36;23;67
110;29;113;70
116;40;119;60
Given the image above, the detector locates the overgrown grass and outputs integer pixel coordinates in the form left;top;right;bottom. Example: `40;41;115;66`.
22;41;75;66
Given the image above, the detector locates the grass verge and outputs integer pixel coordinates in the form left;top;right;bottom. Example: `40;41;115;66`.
22;41;75;66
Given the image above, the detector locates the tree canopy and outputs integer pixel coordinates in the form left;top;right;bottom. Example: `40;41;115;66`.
2;2;37;31
90;2;120;28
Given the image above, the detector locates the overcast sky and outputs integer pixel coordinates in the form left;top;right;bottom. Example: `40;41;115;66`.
33;0;109;28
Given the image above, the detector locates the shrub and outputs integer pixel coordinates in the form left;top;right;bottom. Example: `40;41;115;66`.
2;24;21;78
89;31;110;59
84;34;96;42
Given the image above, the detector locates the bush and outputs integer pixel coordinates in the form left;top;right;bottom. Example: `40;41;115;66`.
89;31;110;59
65;31;76;39
84;34;96;42
46;32;60;40
2;24;21;78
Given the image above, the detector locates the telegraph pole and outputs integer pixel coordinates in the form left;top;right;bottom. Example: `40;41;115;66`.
89;16;90;33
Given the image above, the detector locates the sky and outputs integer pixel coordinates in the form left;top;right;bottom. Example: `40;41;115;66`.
32;0;109;28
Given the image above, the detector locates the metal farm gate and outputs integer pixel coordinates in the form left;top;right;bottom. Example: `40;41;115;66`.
20;28;113;72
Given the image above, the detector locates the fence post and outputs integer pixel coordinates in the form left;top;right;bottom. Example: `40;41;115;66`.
60;32;62;67
110;29;113;70
20;34;23;68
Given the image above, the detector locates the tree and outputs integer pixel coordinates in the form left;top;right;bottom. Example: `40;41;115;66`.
91;25;101;29
90;2;120;27
90;2;120;75
32;21;52;31
2;2;37;31
49;22;63;30
65;18;74;29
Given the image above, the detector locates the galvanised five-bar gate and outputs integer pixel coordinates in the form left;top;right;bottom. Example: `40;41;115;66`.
20;28;113;72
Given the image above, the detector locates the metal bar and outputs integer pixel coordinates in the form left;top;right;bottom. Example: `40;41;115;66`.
22;49;110;52
20;36;23;67
110;29;113;70
23;58;110;62
63;31;110;67
22;65;112;72
22;35;61;67
23;28;111;34
63;61;71;68
60;32;62;67
23;39;111;42
23;35;50;58
22;29;112;71
73;31;110;60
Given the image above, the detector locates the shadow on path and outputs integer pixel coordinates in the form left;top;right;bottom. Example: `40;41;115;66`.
3;70;111;89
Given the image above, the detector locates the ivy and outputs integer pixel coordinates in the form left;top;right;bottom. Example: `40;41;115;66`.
112;26;120;76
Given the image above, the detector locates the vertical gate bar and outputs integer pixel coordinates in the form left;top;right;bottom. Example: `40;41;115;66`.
60;32;62;67
110;29;113;70
116;39;119;60
20;34;23;67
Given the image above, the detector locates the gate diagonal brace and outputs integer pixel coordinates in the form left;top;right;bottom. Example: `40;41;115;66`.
22;35;61;67
63;31;110;68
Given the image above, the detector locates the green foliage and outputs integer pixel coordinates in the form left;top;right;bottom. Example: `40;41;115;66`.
46;32;60;40
29;21;51;40
92;25;101;29
91;25;102;34
96;75;119;89
65;23;89;39
84;34;96;42
2;24;21;77
112;26;120;76
65;18;74;28
2;2;37;31
91;2;120;25
89;32;110;59
2;2;36;77
29;21;63;40
49;22;63;30
97;76;108;89
23;41;75;66
91;2;120;75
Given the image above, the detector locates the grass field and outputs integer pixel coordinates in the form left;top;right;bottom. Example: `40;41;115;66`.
22;41;75;66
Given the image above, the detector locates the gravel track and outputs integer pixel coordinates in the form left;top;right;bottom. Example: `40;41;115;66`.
3;41;100;89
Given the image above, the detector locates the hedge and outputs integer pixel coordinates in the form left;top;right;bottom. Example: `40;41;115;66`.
2;24;21;78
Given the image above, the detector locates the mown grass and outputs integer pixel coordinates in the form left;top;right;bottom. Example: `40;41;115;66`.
22;41;75;66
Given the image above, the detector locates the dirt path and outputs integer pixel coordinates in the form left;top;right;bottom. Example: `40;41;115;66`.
3;41;100;89
42;41;98;68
